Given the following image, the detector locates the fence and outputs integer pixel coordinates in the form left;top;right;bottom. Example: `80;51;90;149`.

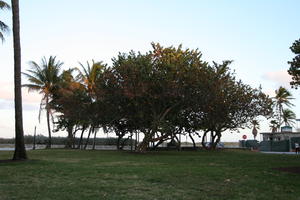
259;140;290;152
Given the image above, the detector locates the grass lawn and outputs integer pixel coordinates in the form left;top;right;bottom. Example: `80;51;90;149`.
0;149;300;200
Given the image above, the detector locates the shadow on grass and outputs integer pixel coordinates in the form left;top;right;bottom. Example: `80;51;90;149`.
274;166;300;174
0;159;38;165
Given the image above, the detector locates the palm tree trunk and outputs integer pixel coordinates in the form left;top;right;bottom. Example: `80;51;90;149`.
279;104;282;127
46;96;51;148
12;0;27;160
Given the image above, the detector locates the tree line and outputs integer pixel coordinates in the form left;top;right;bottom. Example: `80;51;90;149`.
22;43;273;152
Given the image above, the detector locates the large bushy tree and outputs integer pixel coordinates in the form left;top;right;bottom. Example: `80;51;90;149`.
28;43;272;152
199;62;272;149
94;44;272;152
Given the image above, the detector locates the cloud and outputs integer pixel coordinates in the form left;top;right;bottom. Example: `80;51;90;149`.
262;71;292;88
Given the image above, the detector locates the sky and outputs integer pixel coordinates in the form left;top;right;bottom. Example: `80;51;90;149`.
0;0;300;142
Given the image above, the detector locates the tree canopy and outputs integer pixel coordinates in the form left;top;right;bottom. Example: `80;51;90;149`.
24;43;273;152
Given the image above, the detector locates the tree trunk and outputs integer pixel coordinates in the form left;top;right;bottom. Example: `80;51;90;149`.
33;126;36;150
174;134;181;151
153;139;164;149
201;131;209;150
77;127;85;149
130;133;133;151
252;126;257;140
116;133;122;150
12;0;27;160
189;133;196;149
92;130;97;150
83;126;93;150
211;131;222;150
65;125;73;149
135;132;138;150
137;132;153;152
45;96;52;148
121;136;130;150
211;131;217;150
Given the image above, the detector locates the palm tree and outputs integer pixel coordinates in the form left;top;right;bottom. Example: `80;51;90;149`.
77;61;105;149
273;86;294;126
269;120;279;133
251;120;259;140
0;0;10;42
77;60;105;97
282;109;296;127
11;0;27;160
22;56;63;148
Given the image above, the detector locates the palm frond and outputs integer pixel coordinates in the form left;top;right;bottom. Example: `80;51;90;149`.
282;109;296;126
22;84;42;92
0;32;4;42
0;21;9;32
0;1;10;9
0;21;9;42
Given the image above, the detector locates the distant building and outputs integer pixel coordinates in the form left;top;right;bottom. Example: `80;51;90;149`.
260;126;300;152
261;126;300;141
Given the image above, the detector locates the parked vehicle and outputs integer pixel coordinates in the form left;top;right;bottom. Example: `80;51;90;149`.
204;142;224;149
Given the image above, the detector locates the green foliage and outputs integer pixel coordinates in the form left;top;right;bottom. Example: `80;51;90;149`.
288;38;300;88
0;135;135;146
282;109;296;126
269;120;279;133
22;56;64;148
271;86;295;127
26;44;273;152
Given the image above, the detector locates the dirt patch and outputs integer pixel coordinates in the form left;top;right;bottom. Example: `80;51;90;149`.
274;167;300;174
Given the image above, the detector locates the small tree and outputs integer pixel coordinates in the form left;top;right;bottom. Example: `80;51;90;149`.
288;39;300;88
251;120;259;140
272;86;294;126
269;120;279;133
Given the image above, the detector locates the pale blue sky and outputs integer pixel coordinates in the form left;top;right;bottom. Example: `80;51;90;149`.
0;0;299;141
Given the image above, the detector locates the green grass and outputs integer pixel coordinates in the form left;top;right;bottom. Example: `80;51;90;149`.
0;149;300;200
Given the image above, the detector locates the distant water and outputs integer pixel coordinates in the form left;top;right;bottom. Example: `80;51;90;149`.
0;146;38;151
0;144;132;151
0;144;49;151
0;147;15;151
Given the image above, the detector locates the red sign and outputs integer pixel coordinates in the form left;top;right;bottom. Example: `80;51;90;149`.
242;135;247;140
